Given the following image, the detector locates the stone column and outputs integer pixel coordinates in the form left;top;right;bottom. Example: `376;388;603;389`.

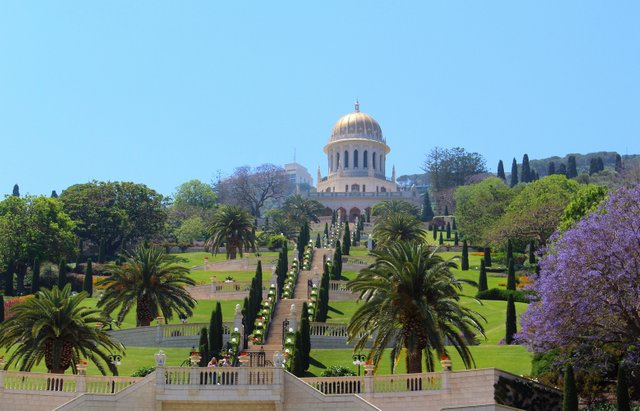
364;364;375;394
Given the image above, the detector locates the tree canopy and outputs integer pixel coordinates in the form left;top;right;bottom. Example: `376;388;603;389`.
423;147;487;191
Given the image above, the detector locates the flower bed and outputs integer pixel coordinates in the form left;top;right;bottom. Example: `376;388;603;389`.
281;260;300;299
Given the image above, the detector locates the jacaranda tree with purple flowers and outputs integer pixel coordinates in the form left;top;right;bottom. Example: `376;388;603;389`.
520;185;640;380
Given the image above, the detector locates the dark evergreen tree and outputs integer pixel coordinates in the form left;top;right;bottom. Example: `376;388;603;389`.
589;158;598;175
615;154;623;173
528;240;536;265
315;233;321;248
83;258;93;296
332;241;343;280
505;294;517;344
58;259;67;289
0;295;4;323
421;192;434;221
562;365;578;411
342;222;351;255
51;190;58;198
4;261;14;296
484;247;492;267
567;156;578;178
324;222;329;238
12;184;20;197
291;331;304;377
461;240;469;271
497;160;506;180
558;163;567;176
300;302;311;370
506;259;516;291
510;158;519;187
548;161;556;176
521;154;531;183
31;258;41;294
242;297;252;339
452;218;457;231
297;221;310;261
432;225;437;240
438;232;444;245
446;222;451;240
444;205;449;216
331;210;336;226
208;307;217;359
478;260;488;292
506;239;513;262
454;231;459;246
617;361;631;411
212;302;224;357
198;327;209;366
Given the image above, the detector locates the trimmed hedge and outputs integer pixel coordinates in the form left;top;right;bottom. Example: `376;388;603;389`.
477;288;531;303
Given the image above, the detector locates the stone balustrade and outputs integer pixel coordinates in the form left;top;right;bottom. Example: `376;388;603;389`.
302;372;445;396
0;370;140;394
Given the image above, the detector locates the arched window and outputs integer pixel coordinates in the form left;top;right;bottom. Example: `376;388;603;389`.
354;150;359;168
336;152;340;169
325;187;331;192
363;150;368;168
351;184;360;192
373;152;376;169
344;150;349;168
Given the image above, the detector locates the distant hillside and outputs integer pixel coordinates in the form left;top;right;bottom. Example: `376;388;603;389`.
526;151;640;177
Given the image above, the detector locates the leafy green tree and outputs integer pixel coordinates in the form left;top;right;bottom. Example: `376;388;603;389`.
559;184;608;232
206;205;255;260
97;245;196;326
478;260;488;292
421;192;434;222
173;179;217;210
461;241;469;271
0;285;124;374
423;147;487;191
373;213;426;249
489;175;580;245
454;178;515;244
372;200;420;219
300;302;311;370
342;222;351;255
506;259;516;291
83;258;93;296
497;160;506;181
505;294;517;344
562;365;578;411
348;242;485;373
510;158;519;187
617;361;631;411
175;216;206;245
283;195;324;227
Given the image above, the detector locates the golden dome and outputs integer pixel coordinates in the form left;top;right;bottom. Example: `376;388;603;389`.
330;101;384;143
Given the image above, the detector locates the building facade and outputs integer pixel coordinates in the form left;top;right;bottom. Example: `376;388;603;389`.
310;101;419;221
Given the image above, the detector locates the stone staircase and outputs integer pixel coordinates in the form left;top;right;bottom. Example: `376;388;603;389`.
246;248;331;362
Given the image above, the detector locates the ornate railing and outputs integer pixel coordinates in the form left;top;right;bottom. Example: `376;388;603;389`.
162;322;234;338
303;372;446;395
161;366;278;387
0;370;140;394
304;376;364;394
309;322;349;337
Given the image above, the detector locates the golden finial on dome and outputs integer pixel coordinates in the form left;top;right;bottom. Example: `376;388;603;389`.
354;99;360;113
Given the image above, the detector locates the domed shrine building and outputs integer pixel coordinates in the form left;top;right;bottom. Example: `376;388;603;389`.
308;101;419;222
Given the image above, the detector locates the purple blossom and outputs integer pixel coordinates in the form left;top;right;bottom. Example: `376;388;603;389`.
519;185;640;362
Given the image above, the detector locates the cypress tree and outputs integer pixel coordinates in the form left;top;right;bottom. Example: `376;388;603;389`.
291;331;304;377
198;327;209;366
58;259;67;289
315;233;321;248
596;157;604;173
478;260;488;292
615;154;623;173
31;258;41;294
51;190;58;198
83;258;93;296
300;302;311;370
461;240;469;271
528;240;536;265
446;222;451;240
507;259;516;291
213;302;224;357
243;297;252;338
4;261;14;296
505;294;517;344
558;163;567;176
617;361;631;411
439;232;444;245
0;295;4;323
548;161;556;176
421;192;434;221
208;307;217;359
567;156;578;179
510;158;519;187
562;365;578;411
484;247;492;267
521;154;531;183
452;218;457;231
589;158;598;175
342;222;351;255
454;231;459;246
432;225;437;240
12;184;20;197
331;211;336;226
324;222;329;237
333;241;342;280
497;160;506;180
444;205;449;216
506;239;513;262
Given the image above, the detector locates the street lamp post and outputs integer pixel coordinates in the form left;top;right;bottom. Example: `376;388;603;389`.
108;354;122;366
352;353;366;376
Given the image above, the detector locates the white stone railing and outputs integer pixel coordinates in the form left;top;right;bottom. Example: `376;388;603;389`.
329;280;351;292
161;321;235;338
160;366;281;387
309;322;349;337
0;370;140;394
303;371;446;396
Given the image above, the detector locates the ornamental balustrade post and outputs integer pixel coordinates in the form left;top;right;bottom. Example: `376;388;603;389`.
0;369;5;393
76;373;86;393
363;364;375;394
155;322;163;345
234;303;244;341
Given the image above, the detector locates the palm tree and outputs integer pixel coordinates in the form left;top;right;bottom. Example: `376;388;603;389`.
97;245;196;327
371;200;420;219
0;285;123;374
347;241;485;373
206;205;255;259
283;195;325;226
372;213;427;249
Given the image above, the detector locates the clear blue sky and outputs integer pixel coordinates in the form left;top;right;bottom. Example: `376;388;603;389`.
1;1;639;197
